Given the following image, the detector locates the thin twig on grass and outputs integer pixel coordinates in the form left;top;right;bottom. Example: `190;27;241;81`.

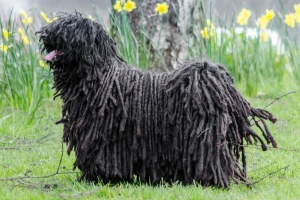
0;142;79;182
248;165;290;186
250;91;296;126
0;132;56;145
248;162;277;172
262;91;296;110
0;147;22;150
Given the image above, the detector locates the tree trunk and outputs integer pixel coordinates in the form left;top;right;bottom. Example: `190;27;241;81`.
110;0;206;71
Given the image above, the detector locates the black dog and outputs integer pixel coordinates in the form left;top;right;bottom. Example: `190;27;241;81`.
37;13;277;188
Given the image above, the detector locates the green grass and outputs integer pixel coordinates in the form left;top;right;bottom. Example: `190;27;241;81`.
0;81;299;200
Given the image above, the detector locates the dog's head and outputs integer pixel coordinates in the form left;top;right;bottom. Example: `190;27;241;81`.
37;13;121;72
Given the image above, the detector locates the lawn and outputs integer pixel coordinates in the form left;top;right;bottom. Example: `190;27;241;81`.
1;1;300;199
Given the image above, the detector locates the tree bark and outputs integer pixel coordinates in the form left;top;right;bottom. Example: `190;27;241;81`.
110;0;206;70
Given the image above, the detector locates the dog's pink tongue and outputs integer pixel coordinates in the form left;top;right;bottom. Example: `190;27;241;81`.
43;50;58;61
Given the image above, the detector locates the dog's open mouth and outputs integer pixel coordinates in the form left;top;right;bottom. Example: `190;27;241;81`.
42;50;63;61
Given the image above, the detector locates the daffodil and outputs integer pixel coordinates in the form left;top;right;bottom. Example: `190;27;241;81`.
114;1;123;12
285;13;295;28
206;19;215;29
256;9;275;30
39;60;46;67
257;16;269;29
294;4;300;13
237;8;251;25
19;9;33;25
22;17;33;25
155;2;169;16
20;8;28;17
21;36;30;45
47;18;54;23
17;28;30;45
124;0;136;12
260;31;269;42
265;9;275;21
294;12;300;23
200;27;214;39
40;12;53;23
0;44;8;53
40;12;48;20
18;28;25;36
2;29;9;41
88;15;95;21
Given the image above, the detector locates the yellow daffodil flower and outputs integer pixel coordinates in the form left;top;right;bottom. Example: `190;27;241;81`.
39;60;46;67
200;27;213;39
18;28;25;36
155;2;169;16
20;8;28;17
257;16;269;29
237;8;251;25
0;44;8;53
294;12;300;23
294;4;300;13
22;17;33;25
40;12;48;20
18;28;29;45
40;12;53;23
285;13;295;28
123;0;136;12
19;9;33;25
88;15;95;21
2;29;9;41
256;10;275;30
22;36;30;45
265;9;275;21
114;1;123;12
206;19;215;29
47;18;53;23
260;31;269;42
